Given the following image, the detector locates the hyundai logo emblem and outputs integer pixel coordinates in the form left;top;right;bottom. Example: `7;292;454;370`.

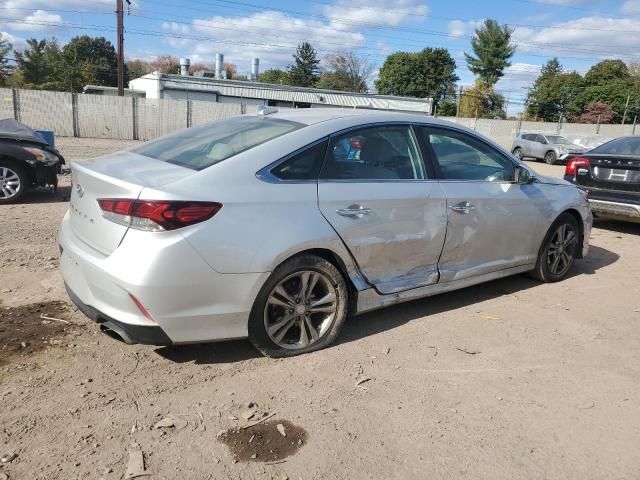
75;183;84;198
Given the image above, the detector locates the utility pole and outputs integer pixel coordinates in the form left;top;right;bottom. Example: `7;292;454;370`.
622;93;630;125
116;0;128;96
116;0;124;96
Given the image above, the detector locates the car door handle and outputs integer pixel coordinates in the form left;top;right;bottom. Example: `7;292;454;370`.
449;202;475;214
336;206;371;217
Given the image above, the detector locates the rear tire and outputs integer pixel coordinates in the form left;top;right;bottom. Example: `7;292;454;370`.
0;160;28;204
530;213;579;283
248;254;349;358
544;150;557;165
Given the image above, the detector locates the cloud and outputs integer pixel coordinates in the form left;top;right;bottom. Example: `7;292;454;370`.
1;30;26;50
447;20;484;38
512;16;640;59
162;11;366;73
7;9;62;31
322;0;428;30
621;0;640;14
1;0;110;9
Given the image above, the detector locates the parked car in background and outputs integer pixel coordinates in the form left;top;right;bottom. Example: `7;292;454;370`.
511;133;587;164
60;109;592;357
564;136;640;223
0;118;65;203
563;134;610;150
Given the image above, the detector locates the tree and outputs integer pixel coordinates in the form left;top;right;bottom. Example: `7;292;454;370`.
259;68;290;85
584;60;630;86
375;48;459;107
61;36;118;91
526;59;584;122
126;59;152;80
14;39;48;86
574;101;617;124
464;19;515;86
150;55;180;74
223;62;237;79
189;63;209;75
0;32;12;86
288;42;320;87
629;61;640;78
317;51;374;92
458;80;506;118
575;82;639;123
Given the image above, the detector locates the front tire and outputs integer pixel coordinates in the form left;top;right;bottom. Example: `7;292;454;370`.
530;213;579;283
512;147;523;160
544;151;557;165
248;254;349;358
0;160;28;204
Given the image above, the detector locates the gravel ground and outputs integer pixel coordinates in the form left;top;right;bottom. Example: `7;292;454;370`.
1;138;639;480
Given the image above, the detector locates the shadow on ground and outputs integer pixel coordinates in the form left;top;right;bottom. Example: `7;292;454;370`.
593;218;640;235
154;245;619;364
20;185;71;204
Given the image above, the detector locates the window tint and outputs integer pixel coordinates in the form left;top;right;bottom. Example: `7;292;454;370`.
321;125;426;180
591;137;640;155
536;135;547;144
131;116;303;171
420;127;515;182
271;139;328;180
522;134;533;141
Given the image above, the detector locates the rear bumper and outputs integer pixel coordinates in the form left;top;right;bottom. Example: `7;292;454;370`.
58;211;270;344
65;283;172;345
589;199;640;222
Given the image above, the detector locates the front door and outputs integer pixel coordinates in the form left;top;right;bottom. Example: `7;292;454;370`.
417;126;546;283
317;124;447;294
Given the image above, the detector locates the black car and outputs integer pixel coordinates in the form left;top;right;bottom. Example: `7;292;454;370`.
564;136;640;223
0;118;65;204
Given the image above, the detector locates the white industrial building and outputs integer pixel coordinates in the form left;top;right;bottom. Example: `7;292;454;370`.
115;55;432;114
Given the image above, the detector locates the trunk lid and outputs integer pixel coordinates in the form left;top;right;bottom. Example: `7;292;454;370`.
69;152;195;255
575;154;640;193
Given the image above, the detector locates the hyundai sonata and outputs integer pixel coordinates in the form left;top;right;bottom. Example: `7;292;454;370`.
59;109;592;357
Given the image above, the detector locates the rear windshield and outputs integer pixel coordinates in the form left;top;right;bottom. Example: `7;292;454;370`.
131;116;304;170
591;137;640;155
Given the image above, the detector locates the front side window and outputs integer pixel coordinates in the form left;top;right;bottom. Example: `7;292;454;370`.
321;125;426;180
419;127;515;182
131;116;304;171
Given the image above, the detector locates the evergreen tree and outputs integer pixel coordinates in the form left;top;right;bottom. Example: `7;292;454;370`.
464;19;515;86
288;42;320;87
0;33;12;86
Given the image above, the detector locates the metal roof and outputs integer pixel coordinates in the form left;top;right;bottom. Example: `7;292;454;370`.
152;74;432;114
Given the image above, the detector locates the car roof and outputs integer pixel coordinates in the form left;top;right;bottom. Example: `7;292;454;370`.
251;108;447;127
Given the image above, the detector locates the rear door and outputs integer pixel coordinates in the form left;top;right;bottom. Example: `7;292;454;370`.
418;126;545;283
317;124;447;294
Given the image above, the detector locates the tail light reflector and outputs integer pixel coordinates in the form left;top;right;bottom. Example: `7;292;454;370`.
565;157;590;176
129;293;156;324
98;199;222;231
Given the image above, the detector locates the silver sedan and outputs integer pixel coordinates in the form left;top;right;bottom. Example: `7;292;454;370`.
59;110;592;357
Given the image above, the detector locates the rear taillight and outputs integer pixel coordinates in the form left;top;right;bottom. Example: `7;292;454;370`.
565;157;590;176
97;199;222;231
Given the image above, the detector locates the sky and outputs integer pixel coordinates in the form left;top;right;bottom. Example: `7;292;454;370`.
1;0;639;114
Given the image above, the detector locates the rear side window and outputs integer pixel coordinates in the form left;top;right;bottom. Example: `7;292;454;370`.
271;139;328;180
321;125;426;180
591;137;640;155
131;116;304;170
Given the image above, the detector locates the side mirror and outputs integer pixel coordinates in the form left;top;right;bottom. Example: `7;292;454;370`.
514;166;535;184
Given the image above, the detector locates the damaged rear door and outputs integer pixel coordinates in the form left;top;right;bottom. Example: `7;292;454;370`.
317;124;447;294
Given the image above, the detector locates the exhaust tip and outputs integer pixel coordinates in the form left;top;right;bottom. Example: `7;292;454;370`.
100;324;133;344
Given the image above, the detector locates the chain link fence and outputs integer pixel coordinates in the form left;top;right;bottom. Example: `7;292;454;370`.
1;87;637;148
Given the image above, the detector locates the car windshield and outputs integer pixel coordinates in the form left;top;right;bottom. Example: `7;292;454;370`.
590;137;640;155
545;135;571;145
131;116;304;170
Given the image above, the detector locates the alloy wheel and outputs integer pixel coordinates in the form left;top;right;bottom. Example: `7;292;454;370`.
263;270;339;350
0;166;21;200
547;223;577;276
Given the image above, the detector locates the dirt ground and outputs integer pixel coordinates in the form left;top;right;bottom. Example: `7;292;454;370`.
1;138;639;480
